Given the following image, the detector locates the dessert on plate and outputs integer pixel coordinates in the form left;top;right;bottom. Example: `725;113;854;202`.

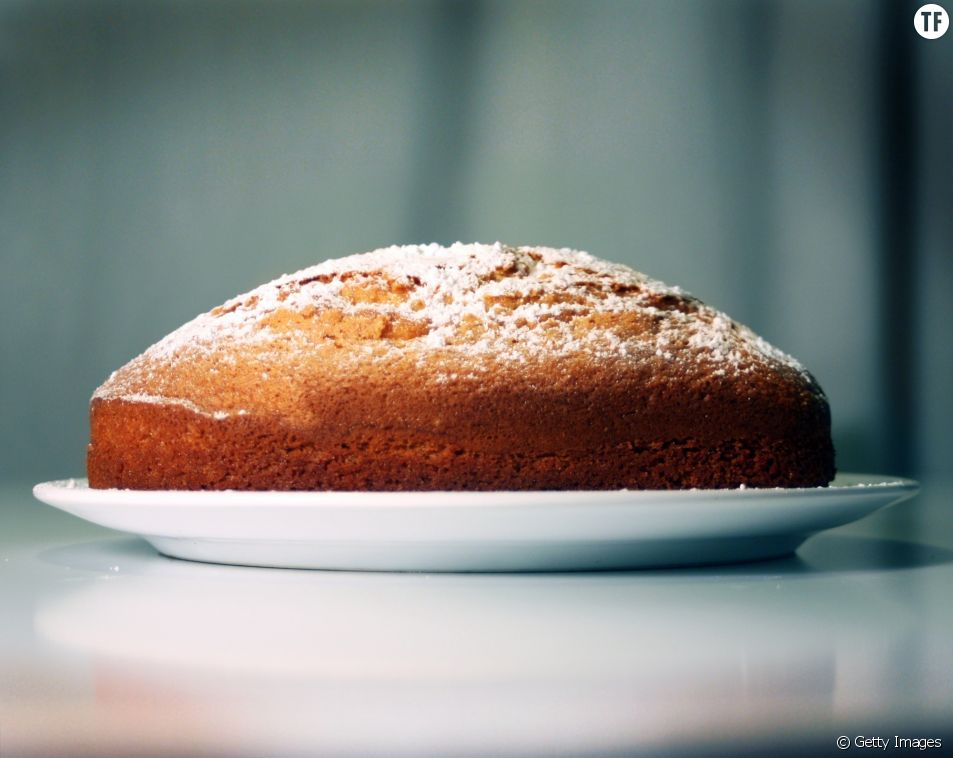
87;243;835;490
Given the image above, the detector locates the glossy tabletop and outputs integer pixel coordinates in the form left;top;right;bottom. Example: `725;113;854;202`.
2;480;952;756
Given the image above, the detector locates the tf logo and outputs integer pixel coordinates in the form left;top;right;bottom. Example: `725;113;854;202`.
915;4;948;38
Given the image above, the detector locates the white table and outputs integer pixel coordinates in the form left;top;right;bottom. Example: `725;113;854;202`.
2;481;951;756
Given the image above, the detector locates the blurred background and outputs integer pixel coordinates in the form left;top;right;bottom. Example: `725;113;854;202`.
1;0;950;487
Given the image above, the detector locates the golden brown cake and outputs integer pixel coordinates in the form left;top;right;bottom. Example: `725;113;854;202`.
87;243;835;490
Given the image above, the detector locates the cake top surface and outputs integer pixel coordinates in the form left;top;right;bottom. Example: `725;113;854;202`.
94;243;813;410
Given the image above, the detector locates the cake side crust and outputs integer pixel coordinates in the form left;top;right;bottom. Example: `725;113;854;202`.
88;348;834;490
87;398;833;490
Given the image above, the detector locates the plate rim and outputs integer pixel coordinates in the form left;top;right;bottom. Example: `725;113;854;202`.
30;474;920;570
33;473;920;509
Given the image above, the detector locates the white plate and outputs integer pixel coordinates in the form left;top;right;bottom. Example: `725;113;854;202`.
32;474;918;572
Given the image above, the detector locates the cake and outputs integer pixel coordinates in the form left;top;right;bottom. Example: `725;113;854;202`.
87;243;835;490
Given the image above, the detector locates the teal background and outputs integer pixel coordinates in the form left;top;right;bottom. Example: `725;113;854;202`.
1;0;950;486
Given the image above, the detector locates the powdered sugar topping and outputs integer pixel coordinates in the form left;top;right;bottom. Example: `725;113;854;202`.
94;243;811;406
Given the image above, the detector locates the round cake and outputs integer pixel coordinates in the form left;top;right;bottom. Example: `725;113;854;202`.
87;243;835;490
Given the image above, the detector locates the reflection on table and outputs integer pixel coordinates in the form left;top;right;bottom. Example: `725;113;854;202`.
2;484;952;756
